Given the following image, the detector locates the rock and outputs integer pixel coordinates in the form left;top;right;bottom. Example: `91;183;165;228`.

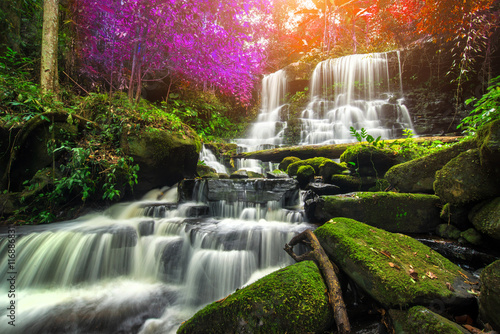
433;148;500;205
122;127;201;196
197;164;218;178
177;261;334;334
385;140;475;193
266;169;289;179
246;171;265;179
319;160;348;182
340;145;401;177
230;170;249;179
469;197;500;241
296;165;315;189
287;157;333;176
459;228;482;246
479;259;500;331
330;175;377;193
307;192;442;234
278;156;300;171
476;119;500;173
389;306;470;333
440;203;474;230
138;220;155;236
306;182;342;196
436;224;462;240
314;218;477;308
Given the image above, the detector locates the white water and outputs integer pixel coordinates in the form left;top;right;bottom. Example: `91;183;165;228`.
199;145;228;174
0;182;312;334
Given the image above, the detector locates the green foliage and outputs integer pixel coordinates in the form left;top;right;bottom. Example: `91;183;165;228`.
459;75;500;136
349;127;383;147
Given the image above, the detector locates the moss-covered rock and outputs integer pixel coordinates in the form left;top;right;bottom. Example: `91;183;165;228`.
278;156;301;171
340;145;400;177
330;175;377;192
476;119;500;173
389;306;470;333
308;192;442;234
314;218;476;308
287;157;333;176
469;197;500;241
123;127;201;195
197;164;218;178
459;228;483;246
436;224;462;240
433;148;500;205
266;169;289;179
319;160;348;182
479;260;500;331
177;261;334;334
297;165;315;189
440;203;474;230
385;140;475;193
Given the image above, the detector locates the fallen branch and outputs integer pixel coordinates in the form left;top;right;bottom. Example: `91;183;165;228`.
285;229;351;334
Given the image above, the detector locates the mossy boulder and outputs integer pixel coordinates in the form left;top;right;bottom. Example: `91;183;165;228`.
459;228;482;246
469;197;500;241
319;160;348;182
389;306;470;333
287;157;333;177
440;203;474;230
278;156;301;171
433;148;500;205
314;218;476;308
479;260;500;331
436;224;462;240
476;119;500;172
122;127;201;196
197;164;218;178
340;145;400;177
330;175;377;192
177;261;334;334
266;169;289;179
297;165;315;189
308;192;442;234
385;140;475;193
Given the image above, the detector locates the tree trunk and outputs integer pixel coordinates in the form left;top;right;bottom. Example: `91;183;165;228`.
285;229;351;334
40;0;59;95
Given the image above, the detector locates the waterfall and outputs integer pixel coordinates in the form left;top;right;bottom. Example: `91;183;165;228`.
302;52;413;145
0;179;312;334
199;145;227;174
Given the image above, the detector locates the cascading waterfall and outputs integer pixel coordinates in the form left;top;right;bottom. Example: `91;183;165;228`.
0;180;312;334
199;145;227;174
234;70;288;173
301;52;413;145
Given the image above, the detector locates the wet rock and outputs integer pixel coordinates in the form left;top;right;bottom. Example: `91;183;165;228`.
177;261;334;334
197;164;218;178
306;182;342;196
315;218;477;309
307;192;442;234
436;224;462;240
138;220;155;236
389;306;470;333
385;140;475;193
296;165;315;189
440;203;474;230
330;175;377;193
230;169;249;179
469;197;500;241
266;169;289;179
434;148;500;205
479;260;500;331
460;228;483;246
340;145;401;177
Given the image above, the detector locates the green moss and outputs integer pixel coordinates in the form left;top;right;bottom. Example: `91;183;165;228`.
278;156;301;171
390;306;470;333
315;218;467;307
177;261;333;333
287;157;333;176
297;165;315;188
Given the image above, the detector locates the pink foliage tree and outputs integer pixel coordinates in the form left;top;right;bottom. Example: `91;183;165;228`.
72;0;272;104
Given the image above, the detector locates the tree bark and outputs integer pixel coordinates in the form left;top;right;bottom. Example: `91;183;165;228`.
285;229;351;334
40;0;59;95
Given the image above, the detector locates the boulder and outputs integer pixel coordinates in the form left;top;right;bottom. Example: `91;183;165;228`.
330;175;377;193
469;197;500;241
122;127;201;196
440;203;474;230
177;261;334;334
278;156;300;171
314;218;477;308
476;119;500;172
296;165;315;189
436;224;462;240
319;160;348;182
197;164;218;178
340;145;400;177
306;182;342;196
479;260;500;331
433;148;500;205
287;157;333;176
306;192;442;234
266;169;289;179
385;140;475;193
389;306;470;333
459;228;482;246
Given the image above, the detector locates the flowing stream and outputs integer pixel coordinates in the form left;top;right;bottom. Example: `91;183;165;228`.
0;182;312;333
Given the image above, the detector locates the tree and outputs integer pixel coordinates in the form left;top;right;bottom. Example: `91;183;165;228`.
40;0;59;94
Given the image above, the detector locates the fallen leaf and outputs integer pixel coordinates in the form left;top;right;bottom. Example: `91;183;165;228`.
409;268;419;280
425;254;430;259
381;250;392;258
389;262;400;270
445;282;455;292
413;252;418;256
463;324;483;334
467;289;480;296
464;280;479;285
369;229;377;233
458;270;469;279
426;271;437;279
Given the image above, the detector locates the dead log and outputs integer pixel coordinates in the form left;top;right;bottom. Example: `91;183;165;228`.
285;229;351;334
